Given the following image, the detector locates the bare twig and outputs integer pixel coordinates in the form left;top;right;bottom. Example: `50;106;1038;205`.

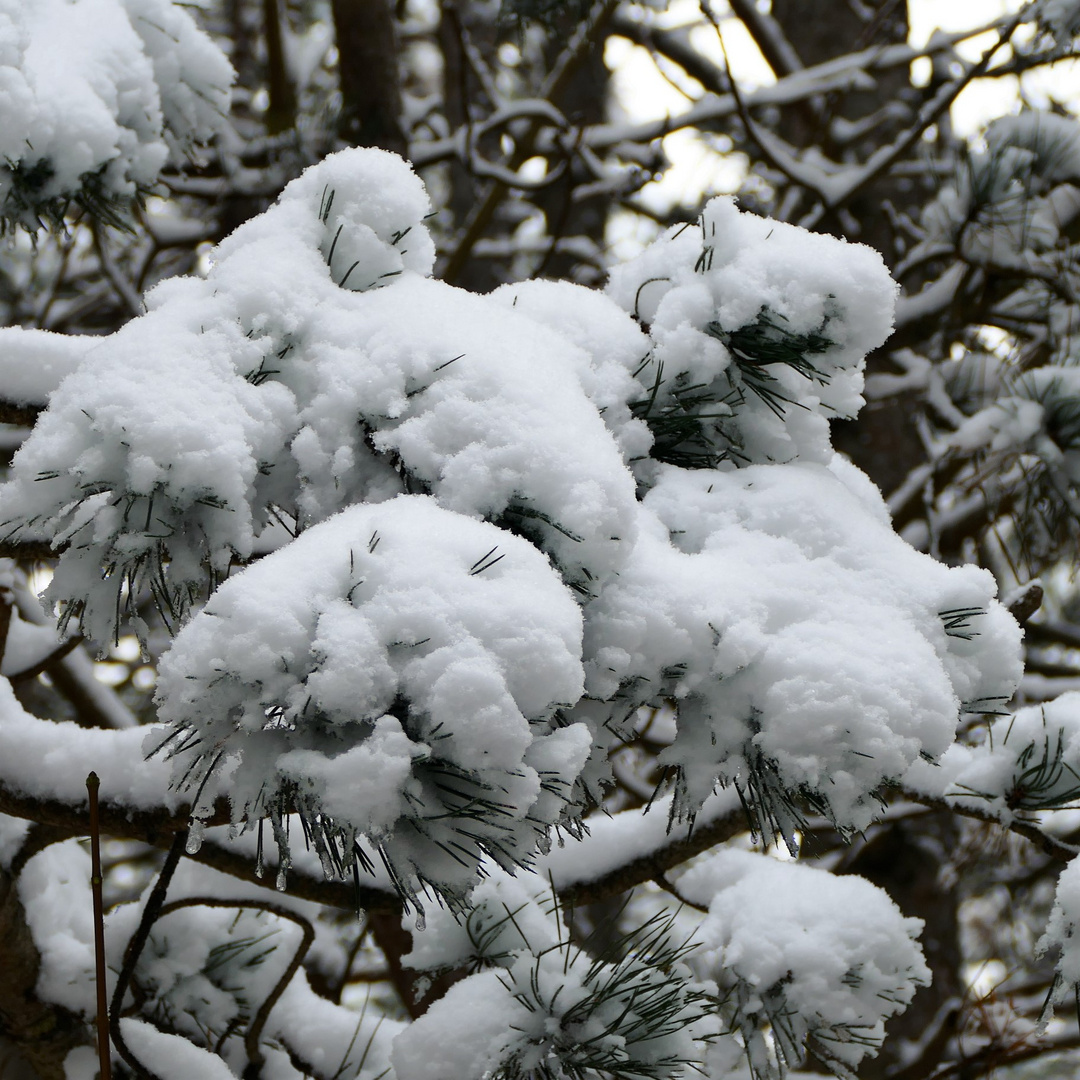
92;224;143;320
154;896;314;1076
901;787;1080;863
724;0;803;77
87;773;112;1080
108;829;188;1080
441;0;619;283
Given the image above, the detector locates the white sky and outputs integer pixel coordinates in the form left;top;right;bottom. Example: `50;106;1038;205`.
607;0;1080;217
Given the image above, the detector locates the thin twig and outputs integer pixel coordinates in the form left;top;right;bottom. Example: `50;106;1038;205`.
87;773;112;1080
441;0;619;283
108;829;188;1080
901;787;1080;863
154;896;315;1077
92;224;143;319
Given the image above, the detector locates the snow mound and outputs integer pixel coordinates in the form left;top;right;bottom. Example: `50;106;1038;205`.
606;196;898;469
154;496;591;910
678;849;929;1079
578;462;1022;838
0;0;232;228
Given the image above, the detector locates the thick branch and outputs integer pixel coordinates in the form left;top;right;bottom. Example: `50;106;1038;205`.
610;12;730;94
0;539;59;561
0;400;41;427
725;0;803;77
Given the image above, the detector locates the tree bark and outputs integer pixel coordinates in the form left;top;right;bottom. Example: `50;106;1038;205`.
331;0;407;154
0;866;92;1080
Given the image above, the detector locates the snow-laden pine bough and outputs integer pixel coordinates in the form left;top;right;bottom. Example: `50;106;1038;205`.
2;146;1078;1080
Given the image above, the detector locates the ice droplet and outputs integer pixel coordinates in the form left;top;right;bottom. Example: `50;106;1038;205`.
185;820;205;854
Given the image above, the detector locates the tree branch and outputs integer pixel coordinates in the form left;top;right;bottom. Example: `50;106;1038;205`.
901;787;1080;863
441;0;619;284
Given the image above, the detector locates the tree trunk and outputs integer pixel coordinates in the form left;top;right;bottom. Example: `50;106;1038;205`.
331;0;407;154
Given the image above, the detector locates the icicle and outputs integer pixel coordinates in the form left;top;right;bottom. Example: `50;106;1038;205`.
276;851;292;891
254;819;265;879
186;819;205;854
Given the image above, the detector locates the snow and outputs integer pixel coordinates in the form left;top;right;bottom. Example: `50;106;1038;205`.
118;1019;237;1080
1;604;71;678
394;865;715;1080
19;841;401;1078
391;969;526;1080
1;148;639;642
0;812;29;869
606;196;898;468
1039;850;1080;1021
986;112;1080;186
0;144;1037;1080
543;788;743;893
267;972;402;1080
674;849;929;1078
0;328;94;407
17;841;97;1014
155;496;592;908
0;679;177;812
398;848;924;1080
576;461;1021;836
0;0;232;227
908;693;1080;818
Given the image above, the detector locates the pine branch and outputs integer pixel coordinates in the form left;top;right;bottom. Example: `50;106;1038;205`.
900;787;1080;863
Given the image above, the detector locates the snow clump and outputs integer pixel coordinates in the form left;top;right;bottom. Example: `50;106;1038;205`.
606;196;898;470
393;865;716;1080
0;0;233;228
153;496;591;910
0;147;638;641
575;461;1022;839
677;849;929;1080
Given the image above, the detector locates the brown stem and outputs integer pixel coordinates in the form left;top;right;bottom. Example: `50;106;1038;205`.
87;774;112;1080
154;897;314;1077
109;830;188;1080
